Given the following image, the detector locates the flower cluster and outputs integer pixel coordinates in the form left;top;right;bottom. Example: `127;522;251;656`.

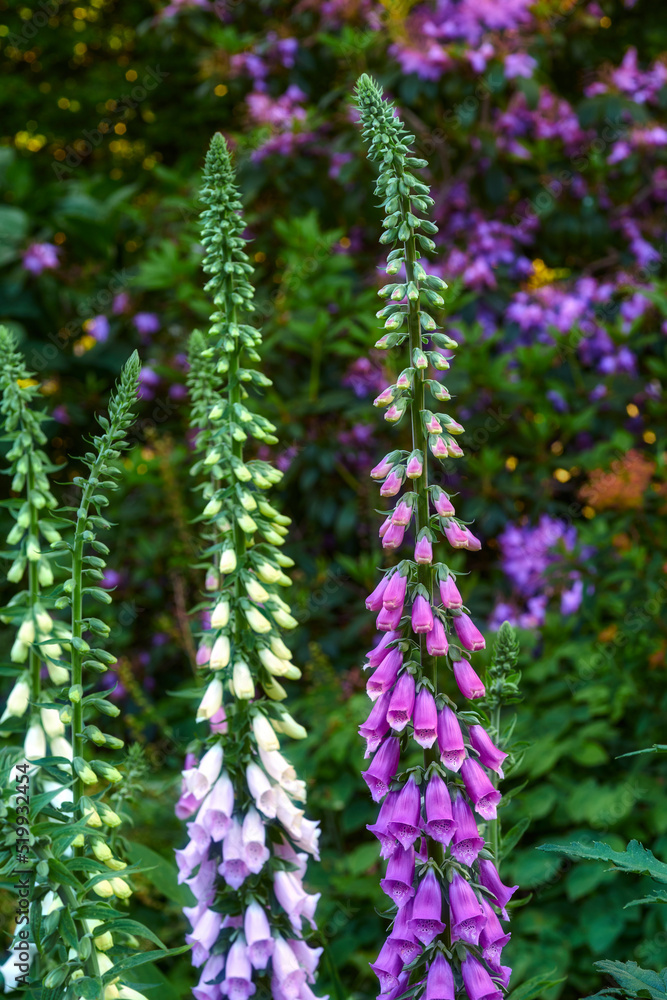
175;133;323;1000
355;76;518;998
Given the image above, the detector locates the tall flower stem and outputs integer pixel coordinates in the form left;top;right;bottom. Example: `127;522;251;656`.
355;75;519;997
27;463;41;700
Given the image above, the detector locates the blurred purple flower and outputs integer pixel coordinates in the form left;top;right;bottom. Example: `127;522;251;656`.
22;242;60;275
86;315;110;343
113;292;130;315
133;312;161;338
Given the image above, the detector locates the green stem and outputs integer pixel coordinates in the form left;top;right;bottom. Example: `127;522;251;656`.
228;306;245;644
27;461;40;700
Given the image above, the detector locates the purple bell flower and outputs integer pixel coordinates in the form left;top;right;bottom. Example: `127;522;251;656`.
186;907;223;968
377;604;403;631
425;953;455;1000
451;795;485;866
449;870;485;945
367;788;400;858
245;902;274;970
423;773;455;846
452;658;486;699
219;818;250;889
366;576;390;611
461;953;503;1000
367;648;403;701
413;688;438;748
412;595;434;633
461;758;502;820
369;939;404;994
388;900;421;963
453;612;486;651
387;671;416;732
477;859;519;918
480;896;511;966
379;845;416;907
366;631;400;668
387;777;422;849
426;616;448;656
436;706;466;772
383;571;408;611
362;737;400;802
469;725;508;778
359;689;391;756
408;869;446;946
439;575;462;608
414;534;433;564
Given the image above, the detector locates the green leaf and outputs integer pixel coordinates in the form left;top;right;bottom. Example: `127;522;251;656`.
506;972;567;1000
96;917;166;949
58;908;79;951
125;842;195;907
539;839;667;883
104;945;191;976
589;961;667;999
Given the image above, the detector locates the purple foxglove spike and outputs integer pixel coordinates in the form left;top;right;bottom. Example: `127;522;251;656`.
193;953;224;1000
426;617;448;656
377;603;403;631
453;612;486;651
383;572;408;611
245;902;274;970
460;526;481;550
386;671;416;732
288;939;323;984
371;454;394;479
461;954;503;1000
359;689;392;756
425;953;455;1000
469;725;508;777
367;788;400;859
439;575;462;608
411;595;434;634
436;706;466;772
423;773;455;846
380;469;403;497
219;818;250;889
414;535;433;564
186;907;223;968
480;896;511;966
451;795;485;867
382;522;406;549
379;844;416;908
477;859;519;918
406;453;423;478
223;939;257;1000
392;500;413;525
430;436;448;458
432;490;455;517
461;758;502;820
366;630;400;667
367;648;403;702
387;777;422;849
185;858;217;905
272;937;308;998
449;870;485;946
389;900;421;964
242;807;270;874
408;869;446;946
210;706;228;734
443;520;468;549
413;688;438;748
175;837;207;883
379;515;392;539
452;658;486;699
366;575;390;611
362;736;400;802
369;939;404;994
